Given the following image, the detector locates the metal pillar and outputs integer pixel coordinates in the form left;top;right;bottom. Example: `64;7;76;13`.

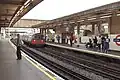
41;29;43;35
97;21;102;35
69;24;75;33
33;28;35;33
45;28;46;41
77;23;80;47
40;28;41;34
109;12;117;34
92;23;95;34
0;27;1;33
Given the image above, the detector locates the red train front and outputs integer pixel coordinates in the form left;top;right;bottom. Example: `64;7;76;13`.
22;33;46;47
31;33;46;47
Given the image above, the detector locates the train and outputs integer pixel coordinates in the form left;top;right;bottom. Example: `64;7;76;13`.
21;33;46;47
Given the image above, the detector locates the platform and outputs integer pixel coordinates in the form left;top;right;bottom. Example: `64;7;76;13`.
46;42;120;57
0;39;51;80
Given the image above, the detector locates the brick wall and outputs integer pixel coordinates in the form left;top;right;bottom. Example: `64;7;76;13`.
110;16;120;34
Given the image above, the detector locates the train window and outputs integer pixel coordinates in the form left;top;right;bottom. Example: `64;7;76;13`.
33;34;45;40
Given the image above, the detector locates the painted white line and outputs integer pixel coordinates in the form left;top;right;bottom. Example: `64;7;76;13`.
9;40;64;80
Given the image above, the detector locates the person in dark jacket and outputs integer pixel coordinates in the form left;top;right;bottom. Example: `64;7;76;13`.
93;36;98;49
56;35;60;43
16;34;22;60
101;36;105;52
86;38;92;48
70;34;74;47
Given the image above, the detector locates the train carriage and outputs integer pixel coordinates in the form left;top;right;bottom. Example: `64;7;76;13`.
22;33;46;47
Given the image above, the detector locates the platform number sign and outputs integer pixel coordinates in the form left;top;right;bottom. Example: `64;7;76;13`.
113;35;120;46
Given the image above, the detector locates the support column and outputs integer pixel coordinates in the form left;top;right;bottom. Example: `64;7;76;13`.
69;23;75;33
41;29;44;35
33;28;35;33
97;21;102;35
40;28;41;34
0;27;1;33
108;17;111;34
92;23;95;34
44;29;47;41
76;23;80;47
109;12;119;34
94;22;100;36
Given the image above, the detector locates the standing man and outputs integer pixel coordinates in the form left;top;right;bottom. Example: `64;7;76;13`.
56;35;60;43
66;35;69;44
93;36;98;50
101;36;105;52
16;34;22;60
70;33;73;47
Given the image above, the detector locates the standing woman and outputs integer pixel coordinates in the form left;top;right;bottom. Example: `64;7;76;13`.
104;36;110;53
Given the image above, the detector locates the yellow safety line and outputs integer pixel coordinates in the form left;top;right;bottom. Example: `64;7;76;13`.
9;40;56;80
22;53;56;80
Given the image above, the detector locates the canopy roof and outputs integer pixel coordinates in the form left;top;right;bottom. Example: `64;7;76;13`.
0;0;43;27
32;1;120;28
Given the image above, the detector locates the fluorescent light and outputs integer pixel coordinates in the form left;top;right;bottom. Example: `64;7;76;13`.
100;15;111;18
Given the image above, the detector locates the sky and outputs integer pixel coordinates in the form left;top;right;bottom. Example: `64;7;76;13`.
22;0;120;20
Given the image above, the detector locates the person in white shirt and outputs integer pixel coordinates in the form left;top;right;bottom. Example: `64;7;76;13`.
104;36;110;53
97;35;102;51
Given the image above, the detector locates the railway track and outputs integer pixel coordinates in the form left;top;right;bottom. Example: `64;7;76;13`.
11;40;120;80
36;46;120;80
46;46;120;72
21;45;91;80
47;45;120;69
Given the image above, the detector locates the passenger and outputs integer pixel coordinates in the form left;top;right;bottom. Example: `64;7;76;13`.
16;34;22;60
93;36;98;49
104;36;110;53
45;35;49;42
51;35;54;42
56;35;60;43
97;35;102;51
70;34;74;47
86;38;92;48
62;35;66;44
73;35;77;43
101;36;105;52
66;36;70;44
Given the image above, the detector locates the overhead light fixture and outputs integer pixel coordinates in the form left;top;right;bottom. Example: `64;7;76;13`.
100;15;111;18
117;14;120;16
70;22;75;23
63;23;68;24
88;18;96;20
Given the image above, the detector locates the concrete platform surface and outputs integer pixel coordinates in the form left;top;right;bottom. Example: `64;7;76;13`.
0;39;51;80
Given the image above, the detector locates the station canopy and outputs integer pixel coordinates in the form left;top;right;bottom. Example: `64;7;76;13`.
32;1;120;28
0;0;43;28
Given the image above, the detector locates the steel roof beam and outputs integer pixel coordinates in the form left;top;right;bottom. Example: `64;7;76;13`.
0;23;9;24
0;20;10;23
9;0;44;27
0;14;13;16
0;1;24;5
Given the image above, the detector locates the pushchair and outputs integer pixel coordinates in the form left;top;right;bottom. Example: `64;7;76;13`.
85;38;93;48
85;42;93;48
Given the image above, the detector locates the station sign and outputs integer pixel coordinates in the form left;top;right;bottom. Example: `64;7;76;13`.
113;34;120;46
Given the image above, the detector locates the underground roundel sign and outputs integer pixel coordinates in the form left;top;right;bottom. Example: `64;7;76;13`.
113;35;120;46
